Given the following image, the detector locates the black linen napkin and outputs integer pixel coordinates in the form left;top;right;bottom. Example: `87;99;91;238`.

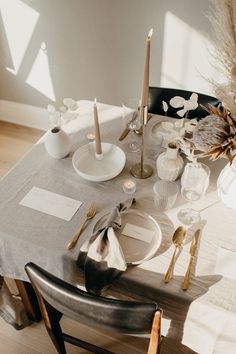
76;198;135;295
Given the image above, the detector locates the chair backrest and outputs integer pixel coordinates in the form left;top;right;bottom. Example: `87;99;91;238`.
149;86;219;119
25;263;162;354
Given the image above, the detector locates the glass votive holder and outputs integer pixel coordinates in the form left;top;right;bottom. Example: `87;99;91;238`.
153;180;179;211
123;179;137;194
86;132;95;142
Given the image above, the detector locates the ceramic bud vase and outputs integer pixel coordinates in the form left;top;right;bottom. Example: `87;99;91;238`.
44;126;71;159
217;157;236;210
156;142;184;181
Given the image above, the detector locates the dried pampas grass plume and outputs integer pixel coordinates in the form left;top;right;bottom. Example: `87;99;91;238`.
207;0;236;119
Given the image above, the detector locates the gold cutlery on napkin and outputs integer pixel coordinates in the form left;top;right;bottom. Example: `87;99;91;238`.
164;226;186;283
182;229;201;290
67;203;97;250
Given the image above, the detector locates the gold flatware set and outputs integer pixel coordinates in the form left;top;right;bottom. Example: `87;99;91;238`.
67;203;200;290
164;227;201;290
67;203;97;250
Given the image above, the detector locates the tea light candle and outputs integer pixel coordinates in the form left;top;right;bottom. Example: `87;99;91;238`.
123;179;137;194
86;132;95;141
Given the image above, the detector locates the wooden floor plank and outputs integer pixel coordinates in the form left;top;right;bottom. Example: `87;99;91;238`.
0;121;44;177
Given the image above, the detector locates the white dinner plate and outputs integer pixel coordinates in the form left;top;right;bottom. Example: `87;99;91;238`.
93;209;162;265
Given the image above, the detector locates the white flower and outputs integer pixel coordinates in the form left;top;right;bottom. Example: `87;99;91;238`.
170;93;198;117
47;98;79;128
63;98;78;111
162;100;168;113
177;137;198;163
47;104;55;113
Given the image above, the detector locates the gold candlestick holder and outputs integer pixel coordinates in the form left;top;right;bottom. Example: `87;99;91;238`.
130;105;153;179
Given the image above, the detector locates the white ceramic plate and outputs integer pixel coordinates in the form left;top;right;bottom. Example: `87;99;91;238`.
93;209;162;265
72;142;126;182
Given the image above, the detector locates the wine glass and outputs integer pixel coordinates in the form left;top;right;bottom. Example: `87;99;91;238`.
122;101;141;153
177;162;210;225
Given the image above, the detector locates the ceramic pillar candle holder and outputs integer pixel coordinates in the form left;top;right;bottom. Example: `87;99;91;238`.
156;142;184;181
44;127;71;159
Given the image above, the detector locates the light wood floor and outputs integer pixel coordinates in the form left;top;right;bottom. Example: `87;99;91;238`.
0;121;149;354
0;121;44;178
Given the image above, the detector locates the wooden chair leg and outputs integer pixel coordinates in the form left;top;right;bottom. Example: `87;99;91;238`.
15;279;41;322
148;310;162;354
43;301;66;354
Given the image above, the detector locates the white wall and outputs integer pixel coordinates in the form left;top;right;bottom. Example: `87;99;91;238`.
0;0;217;128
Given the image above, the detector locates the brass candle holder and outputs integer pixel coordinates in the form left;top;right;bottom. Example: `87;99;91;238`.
130;105;153;179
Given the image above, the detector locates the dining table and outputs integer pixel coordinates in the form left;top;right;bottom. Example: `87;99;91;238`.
0;100;236;353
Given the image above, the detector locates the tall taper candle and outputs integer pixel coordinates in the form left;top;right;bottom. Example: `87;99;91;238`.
93;98;102;156
141;29;153;108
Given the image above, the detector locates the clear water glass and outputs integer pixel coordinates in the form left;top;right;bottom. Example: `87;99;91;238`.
177;162;210;225
153;180;179;212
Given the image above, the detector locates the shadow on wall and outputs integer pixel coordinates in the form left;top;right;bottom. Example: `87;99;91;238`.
0;0;214;109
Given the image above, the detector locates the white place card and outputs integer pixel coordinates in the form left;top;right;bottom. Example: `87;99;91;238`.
121;223;154;243
19;187;82;221
215;247;236;280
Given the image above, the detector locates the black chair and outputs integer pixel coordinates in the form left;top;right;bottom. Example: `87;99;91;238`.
148;86;219;119
25;262;162;354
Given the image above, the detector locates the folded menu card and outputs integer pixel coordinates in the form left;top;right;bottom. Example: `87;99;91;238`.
122;223;154;243
215;247;236;280
19;187;82;221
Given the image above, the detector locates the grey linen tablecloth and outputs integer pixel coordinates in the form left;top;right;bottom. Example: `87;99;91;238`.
0;277;31;329
0;101;236;353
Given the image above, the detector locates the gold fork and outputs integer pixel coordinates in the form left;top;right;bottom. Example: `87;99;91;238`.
67;203;97;250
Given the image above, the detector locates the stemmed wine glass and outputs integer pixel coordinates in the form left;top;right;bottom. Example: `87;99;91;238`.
122;101;141;153
177;162;210;225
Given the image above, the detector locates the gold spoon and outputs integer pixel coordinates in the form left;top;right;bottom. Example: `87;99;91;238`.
164;226;186;283
67;203;97;250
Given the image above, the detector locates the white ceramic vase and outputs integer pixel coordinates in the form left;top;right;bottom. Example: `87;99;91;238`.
217;157;236;210
156;142;184;181
44;127;71;159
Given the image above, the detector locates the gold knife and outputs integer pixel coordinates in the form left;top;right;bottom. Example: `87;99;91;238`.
182;229;201;290
118;111;138;141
